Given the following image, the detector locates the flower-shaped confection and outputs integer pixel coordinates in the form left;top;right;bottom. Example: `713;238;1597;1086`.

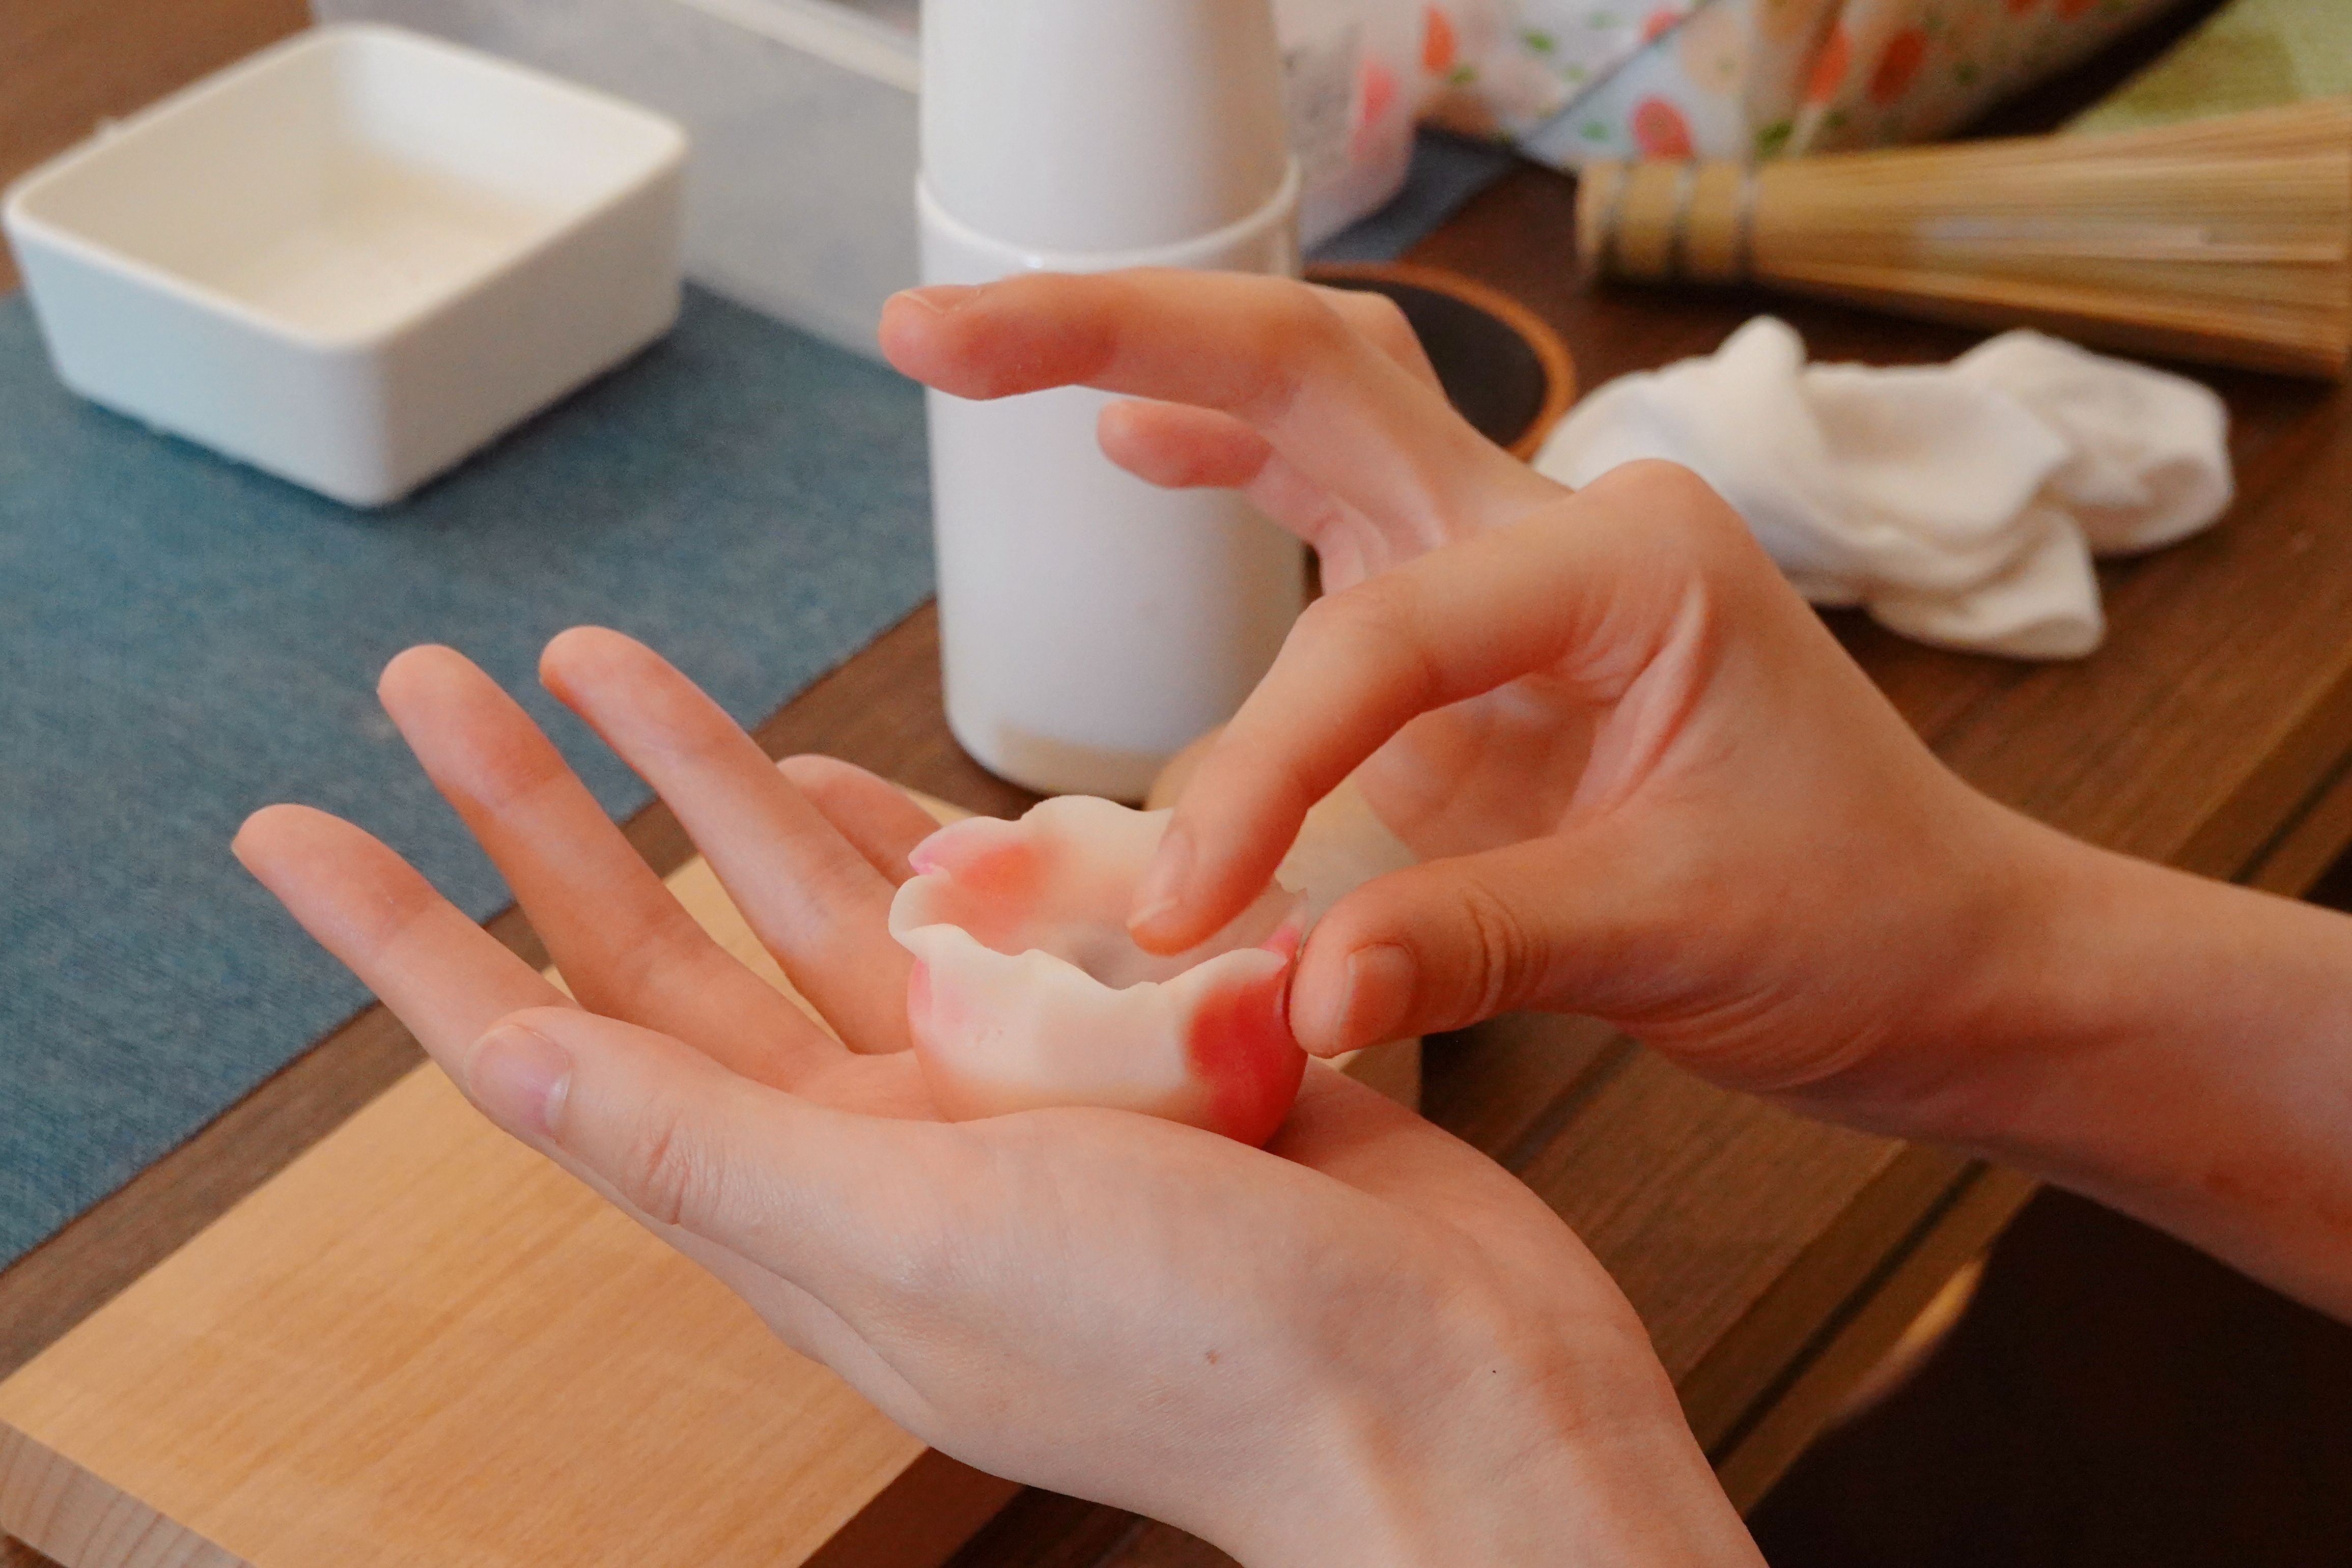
888;795;1307;1145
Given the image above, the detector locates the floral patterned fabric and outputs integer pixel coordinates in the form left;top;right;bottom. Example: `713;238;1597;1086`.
1406;0;2187;166
1411;0;1702;137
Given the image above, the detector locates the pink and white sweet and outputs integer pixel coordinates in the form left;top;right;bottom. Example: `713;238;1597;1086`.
887;796;1308;1146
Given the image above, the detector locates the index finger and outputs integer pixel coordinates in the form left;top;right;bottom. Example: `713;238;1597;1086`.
379;644;852;1081
234;810;905;1377
880;270;1559;556
540;629;916;1055
1306;282;1443;392
1129;464;1742;953
234;804;575;1067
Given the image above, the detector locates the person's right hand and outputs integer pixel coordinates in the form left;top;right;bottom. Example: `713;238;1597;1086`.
883;271;2057;1121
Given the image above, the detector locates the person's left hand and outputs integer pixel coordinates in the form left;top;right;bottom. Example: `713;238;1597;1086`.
235;629;1759;1568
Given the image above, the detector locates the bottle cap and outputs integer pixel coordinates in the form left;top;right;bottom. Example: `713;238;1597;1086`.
921;0;1292;254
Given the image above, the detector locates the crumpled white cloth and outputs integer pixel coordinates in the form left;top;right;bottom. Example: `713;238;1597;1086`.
1533;317;2233;658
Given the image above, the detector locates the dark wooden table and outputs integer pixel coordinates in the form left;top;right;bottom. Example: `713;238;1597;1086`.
9;4;2347;1566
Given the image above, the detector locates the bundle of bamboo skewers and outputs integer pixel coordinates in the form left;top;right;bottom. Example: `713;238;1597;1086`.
1575;97;2352;378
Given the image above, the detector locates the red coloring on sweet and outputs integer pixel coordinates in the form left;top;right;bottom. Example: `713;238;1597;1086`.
906;958;1003;1122
907;957;972;1059
1183;953;1307;1147
1641;6;1681;43
910;833;1045;955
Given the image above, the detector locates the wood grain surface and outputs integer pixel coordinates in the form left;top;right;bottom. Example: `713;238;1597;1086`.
8;0;2350;1563
0;837;1032;1568
0;1074;1002;1568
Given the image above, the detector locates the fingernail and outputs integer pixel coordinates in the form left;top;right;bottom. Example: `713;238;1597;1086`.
898;284;981;315
1128;824;1194;937
1309;943;1416;1053
468;1023;572;1137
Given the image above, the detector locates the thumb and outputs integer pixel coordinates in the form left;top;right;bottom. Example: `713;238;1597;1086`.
1287;838;1659;1056
461;1010;969;1427
463;1006;874;1253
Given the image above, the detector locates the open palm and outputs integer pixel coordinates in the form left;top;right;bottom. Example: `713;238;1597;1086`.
235;628;1684;1563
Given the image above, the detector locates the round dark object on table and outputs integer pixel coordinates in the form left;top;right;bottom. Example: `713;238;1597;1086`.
1307;261;1576;457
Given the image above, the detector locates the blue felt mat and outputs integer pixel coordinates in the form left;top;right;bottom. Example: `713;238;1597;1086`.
0;286;935;1268
1309;132;1519;265
0;131;1514;1271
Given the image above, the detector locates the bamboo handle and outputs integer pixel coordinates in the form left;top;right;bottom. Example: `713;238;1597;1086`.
1571;102;2350;378
1577;159;1758;285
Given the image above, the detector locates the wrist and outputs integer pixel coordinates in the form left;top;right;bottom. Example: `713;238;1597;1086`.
1802;807;2296;1156
1771;799;2099;1147
1225;1295;1761;1568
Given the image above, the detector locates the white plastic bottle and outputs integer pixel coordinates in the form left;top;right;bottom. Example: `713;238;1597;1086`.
919;0;1307;799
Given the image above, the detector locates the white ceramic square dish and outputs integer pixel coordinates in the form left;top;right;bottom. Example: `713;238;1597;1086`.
2;23;689;506
316;0;922;360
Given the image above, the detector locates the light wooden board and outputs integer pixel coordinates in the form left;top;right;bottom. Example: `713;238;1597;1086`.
0;805;1415;1568
0;1051;1014;1567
